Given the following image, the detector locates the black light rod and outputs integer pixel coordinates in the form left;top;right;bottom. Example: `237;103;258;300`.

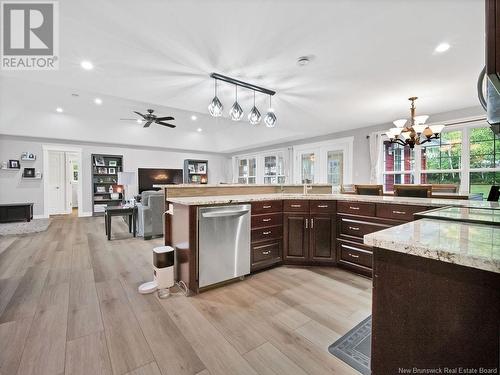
210;72;276;96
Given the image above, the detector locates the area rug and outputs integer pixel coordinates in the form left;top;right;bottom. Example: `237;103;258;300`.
328;315;371;375
0;219;51;236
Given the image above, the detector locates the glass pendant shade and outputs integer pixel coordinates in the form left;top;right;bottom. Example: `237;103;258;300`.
208;79;223;117
248;106;261;125
393;119;407;128
413;124;427;134
229;101;244;121
208;96;223;117
414;115;429;125
264;111;277;128
430;124;445;134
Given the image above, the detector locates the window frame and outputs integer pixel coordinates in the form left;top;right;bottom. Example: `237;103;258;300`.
379;118;499;194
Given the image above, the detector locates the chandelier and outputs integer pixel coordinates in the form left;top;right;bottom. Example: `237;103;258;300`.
386;97;445;149
208;73;277;127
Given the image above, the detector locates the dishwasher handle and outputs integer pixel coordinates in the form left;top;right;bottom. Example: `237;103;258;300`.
202;209;250;218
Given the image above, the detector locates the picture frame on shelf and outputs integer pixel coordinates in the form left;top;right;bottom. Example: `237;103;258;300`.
96;186;106;193
108;167;116;174
21;152;36;160
188;164;195;173
94;156;105;166
8;160;20;169
108;160;117;167
97;167;107;174
197;163;207;174
23;168;35;178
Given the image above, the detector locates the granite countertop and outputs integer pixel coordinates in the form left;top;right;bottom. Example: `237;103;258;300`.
166;193;500;209
154;183;333;188
416;207;500;225
364;218;500;273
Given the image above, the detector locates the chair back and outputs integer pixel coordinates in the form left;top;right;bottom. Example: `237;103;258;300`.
355;184;383;196
487;186;500;202
340;184;356;194
431;184;459;193
394;184;432;198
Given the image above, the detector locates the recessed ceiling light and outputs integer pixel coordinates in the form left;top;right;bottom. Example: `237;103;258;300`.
94;98;102;105
191;115;197;121
197;128;202;132
434;42;450;53
56;107;63;113
80;60;94;70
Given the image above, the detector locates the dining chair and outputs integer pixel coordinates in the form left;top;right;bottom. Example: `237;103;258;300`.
487;186;500;202
355;184;383;196
431;184;459;193
393;184;432;198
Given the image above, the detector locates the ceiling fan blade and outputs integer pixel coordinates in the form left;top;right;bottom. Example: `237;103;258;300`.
133;111;146;119
143;120;153;127
156;116;174;121
156;121;176;128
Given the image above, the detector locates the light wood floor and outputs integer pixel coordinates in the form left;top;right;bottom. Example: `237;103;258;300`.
0;215;372;375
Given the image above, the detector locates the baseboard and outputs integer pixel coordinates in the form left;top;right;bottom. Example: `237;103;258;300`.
33;214;49;219
79;211;93;217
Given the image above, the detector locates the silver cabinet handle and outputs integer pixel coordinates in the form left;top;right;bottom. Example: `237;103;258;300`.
349;206;360;210
305;219;308;229
291;204;301;208
262;231;272;235
262;218;272;222
348;226;360;231
262;205;272;209
262;250;271;255
392;210;406;215
317;205;329;208
311;218;314;229
348;253;359;258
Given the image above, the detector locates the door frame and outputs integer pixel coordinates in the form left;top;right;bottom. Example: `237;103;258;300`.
293;136;354;184
43;145;83;218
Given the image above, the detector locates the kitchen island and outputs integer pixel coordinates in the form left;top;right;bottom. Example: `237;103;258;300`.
365;214;500;374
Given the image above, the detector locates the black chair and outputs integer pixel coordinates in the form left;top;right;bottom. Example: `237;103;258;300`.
355;184;383;196
487;185;500;202
394;184;432;198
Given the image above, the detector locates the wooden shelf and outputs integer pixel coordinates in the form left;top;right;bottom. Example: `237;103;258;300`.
92;153;124;216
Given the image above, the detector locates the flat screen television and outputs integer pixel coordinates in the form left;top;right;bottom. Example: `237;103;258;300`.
138;168;183;193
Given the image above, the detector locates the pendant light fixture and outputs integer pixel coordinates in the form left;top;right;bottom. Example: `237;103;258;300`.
248;91;262;125
229;85;244;121
386;97;444;149
208;79;223;117
264;95;277;128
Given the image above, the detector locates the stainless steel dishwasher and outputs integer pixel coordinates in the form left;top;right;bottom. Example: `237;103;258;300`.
198;204;251;288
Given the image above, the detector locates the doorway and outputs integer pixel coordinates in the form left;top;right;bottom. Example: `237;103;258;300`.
43;145;83;218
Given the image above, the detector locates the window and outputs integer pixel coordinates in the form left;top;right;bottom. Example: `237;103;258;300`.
421;130;462;187
301;153;315;183
382;141;414;191
237;157;256;184
327;150;343;185
263;154;285;184
380;122;499;198
469;127;500;198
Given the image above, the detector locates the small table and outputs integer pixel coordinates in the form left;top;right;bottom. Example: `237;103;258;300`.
104;205;137;240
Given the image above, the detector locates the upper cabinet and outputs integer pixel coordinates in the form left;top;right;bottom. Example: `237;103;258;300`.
233;150;288;184
184;159;208;184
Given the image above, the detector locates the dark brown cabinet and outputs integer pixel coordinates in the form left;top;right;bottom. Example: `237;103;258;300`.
283;201;336;264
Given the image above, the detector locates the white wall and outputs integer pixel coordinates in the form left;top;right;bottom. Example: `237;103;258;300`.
0;135;231;217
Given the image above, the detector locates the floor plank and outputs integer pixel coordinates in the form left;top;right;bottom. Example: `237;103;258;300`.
65;331;113;375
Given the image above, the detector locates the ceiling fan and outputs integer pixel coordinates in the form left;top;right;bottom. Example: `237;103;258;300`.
121;109;176;128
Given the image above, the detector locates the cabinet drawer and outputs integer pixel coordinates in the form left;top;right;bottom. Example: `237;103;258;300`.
283;200;310;212
251;200;283;214
310;200;336;214
251;225;282;243
339;242;373;268
376;203;428;221
251;240;282;270
251;213;282;229
339;217;390;238
337;201;375;216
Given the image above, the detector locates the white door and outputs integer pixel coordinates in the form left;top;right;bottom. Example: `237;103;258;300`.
48;151;67;215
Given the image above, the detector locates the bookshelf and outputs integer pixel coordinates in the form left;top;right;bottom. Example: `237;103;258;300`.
183;159;208;184
91;154;124;216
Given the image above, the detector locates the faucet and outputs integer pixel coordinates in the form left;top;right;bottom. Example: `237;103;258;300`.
303;184;312;195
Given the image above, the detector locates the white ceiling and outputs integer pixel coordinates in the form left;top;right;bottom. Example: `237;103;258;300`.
0;0;485;153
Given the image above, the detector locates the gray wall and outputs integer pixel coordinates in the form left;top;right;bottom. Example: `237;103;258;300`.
0;136;231;217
